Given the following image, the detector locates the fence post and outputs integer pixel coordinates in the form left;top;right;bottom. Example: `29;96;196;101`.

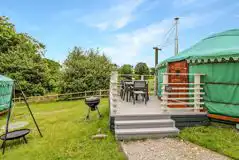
84;91;87;98
99;89;102;97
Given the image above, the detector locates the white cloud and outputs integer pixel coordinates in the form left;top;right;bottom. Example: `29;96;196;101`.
179;11;223;29
102;12;222;66
80;0;145;30
102;19;172;65
95;22;109;31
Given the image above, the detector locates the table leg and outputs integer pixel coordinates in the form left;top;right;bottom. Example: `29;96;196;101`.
126;90;129;102
85;108;90;120
96;107;102;118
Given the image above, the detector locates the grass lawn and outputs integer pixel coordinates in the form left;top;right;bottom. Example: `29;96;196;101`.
0;99;126;160
179;122;239;159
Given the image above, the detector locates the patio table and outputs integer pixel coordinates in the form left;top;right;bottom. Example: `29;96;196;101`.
124;81;149;102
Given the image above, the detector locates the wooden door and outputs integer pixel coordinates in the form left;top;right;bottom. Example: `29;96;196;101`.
168;60;188;108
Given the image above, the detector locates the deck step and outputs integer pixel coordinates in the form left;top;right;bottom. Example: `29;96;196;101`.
115;114;171;121
115;119;175;129
115;127;179;140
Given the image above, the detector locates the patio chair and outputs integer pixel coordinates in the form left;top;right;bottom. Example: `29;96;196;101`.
120;80;124;99
131;81;148;104
122;80;132;101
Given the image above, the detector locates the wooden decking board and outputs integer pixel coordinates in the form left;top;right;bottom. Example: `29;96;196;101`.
115;127;179;134
115;96;206;116
208;114;239;123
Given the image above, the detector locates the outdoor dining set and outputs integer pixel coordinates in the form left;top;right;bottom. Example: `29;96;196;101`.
120;80;149;104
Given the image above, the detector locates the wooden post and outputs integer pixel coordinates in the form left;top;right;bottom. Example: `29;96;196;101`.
99;89;102;97
162;73;168;111
174;17;179;56
153;47;161;96
84;91;87;98
194;74;200;112
141;75;144;80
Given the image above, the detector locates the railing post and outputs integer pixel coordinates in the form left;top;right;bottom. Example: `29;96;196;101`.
162;73;168;111
194;74;201;112
110;71;118;115
141;75;144;80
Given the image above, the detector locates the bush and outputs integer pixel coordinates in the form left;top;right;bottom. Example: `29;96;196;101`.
60;47;113;93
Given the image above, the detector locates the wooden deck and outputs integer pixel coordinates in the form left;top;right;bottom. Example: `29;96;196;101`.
111;96;209;139
116;96;162;115
116;96;207;116
109;72;209;140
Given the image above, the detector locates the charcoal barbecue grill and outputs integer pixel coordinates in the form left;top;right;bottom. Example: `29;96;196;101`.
85;97;102;119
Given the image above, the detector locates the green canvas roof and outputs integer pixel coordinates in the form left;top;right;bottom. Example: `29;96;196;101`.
158;29;239;67
0;75;13;82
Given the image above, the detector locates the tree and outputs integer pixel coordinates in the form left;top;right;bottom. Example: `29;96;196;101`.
150;67;155;75
134;62;149;75
0;16;58;96
43;58;61;93
119;64;133;74
60;47;113;93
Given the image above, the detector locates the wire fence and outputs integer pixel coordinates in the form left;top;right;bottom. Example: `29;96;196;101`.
13;89;109;104
13;74;157;104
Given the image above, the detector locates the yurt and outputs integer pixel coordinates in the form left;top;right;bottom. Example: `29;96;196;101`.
157;29;239;122
0;75;14;115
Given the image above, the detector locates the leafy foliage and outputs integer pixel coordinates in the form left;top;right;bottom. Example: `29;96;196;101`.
43;58;61;93
150;67;155;75
118;64;133;74
134;62;149;75
60;47;113;93
0;16;60;96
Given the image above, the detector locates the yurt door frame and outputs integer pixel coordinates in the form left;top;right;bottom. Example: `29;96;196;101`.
161;60;205;111
168;60;189;108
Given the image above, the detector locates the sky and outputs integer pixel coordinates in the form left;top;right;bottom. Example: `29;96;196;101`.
1;0;239;67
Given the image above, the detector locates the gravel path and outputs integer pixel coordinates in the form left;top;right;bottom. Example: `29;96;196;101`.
121;138;231;160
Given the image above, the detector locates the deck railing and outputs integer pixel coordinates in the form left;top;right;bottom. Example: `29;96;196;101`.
161;73;205;112
109;71;119;115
